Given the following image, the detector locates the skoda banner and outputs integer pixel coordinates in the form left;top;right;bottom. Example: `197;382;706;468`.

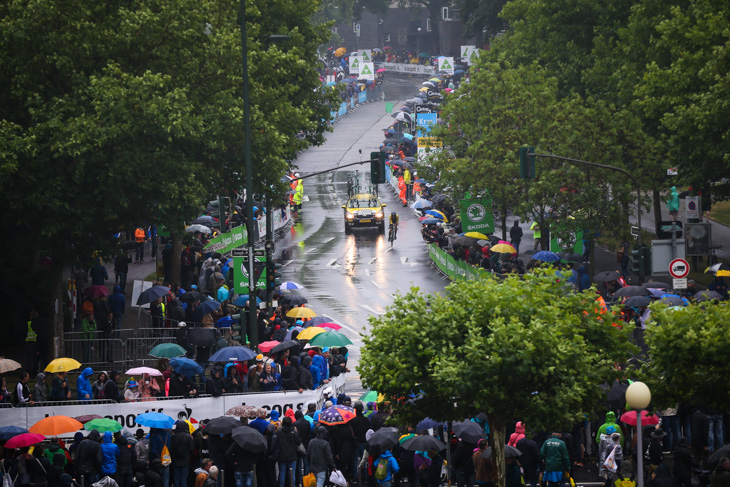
459;197;494;233
349;55;361;74
359;62;375;80
438;57;455;75
233;251;267;295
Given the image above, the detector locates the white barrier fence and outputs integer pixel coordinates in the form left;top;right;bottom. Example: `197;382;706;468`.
382;63;437;75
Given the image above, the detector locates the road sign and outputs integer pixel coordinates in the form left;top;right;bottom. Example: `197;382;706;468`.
631;225;639;238
685;196;700;220
673;278;688;289
669;258;690;279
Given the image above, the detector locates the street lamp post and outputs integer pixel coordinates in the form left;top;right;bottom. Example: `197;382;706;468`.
626;381;652;487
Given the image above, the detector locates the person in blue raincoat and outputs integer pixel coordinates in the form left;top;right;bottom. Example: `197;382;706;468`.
77;367;94;401
101;431;120;477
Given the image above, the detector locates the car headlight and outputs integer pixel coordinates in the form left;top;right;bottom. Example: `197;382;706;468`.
346;213;354;220
375;212;384;219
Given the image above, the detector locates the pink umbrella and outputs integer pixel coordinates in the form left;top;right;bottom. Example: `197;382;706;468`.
257;341;280;354
620;410;660;426
444;88;453;92
321;323;342;330
5;433;46;449
376;68;386;73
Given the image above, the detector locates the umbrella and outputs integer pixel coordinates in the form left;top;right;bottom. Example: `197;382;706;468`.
705;262;730;274
422;81;436;87
280;282;304;290
305;316;335;327
420;218;441;225
209;346;257;363
418;52;429;57
206;416;244;435
149;343;187;358
136;285;170;306
416;418;441;431
411;199;433;209
334;47;347;57
187;327;216;347
74;415;103;424
490;243;517;254
558;252;584;263
620;410;660;426
45;357;82;373
622;296;652;308
5;433;46;449
660;294;687;306
321;323;342;331
226;406;258;419
0;358;22;374
376;68;386;73
425;209;447;221
286;307;317;319
401;435;446;451
593;271;621;282
383;45;393;50
308;331;353;348
180;291;204;303
480;445;522;459
30;415;83;436
452;421;485;443
279;295;308;306
367;427;401;450
85;285;110;298
462;232;487;239
614;286;652;298
643;281;670;289
0;426;29;441
233;295;262;306
257;341;280;354
121;240;137;250
284;326;304;341
192;217;215;225
135;412;175;429
318;405;356;426
185;224;212;234
296;327;326;341
270;340;301;355
197;300;222;316
708;446;730;469
84;418;122;433
170;357;204;377
694;290;723;301
231;426;268;453
125;367;163;377
215;316;235;328
605;380;629;408
531;251;561;263
454;236;479;247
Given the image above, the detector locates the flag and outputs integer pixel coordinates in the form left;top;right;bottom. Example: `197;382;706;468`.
385;102;394;113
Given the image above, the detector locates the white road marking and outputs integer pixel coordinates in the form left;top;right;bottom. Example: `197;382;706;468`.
368;257;377;264
281;261;294;268
365;269;371;276
400;257;409;264
384;247;393;253
359;304;383;315
326;259;341;268
302;196;310;202
304;248;318;254
371;281;383;289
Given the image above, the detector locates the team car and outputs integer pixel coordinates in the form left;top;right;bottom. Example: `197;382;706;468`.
342;193;387;233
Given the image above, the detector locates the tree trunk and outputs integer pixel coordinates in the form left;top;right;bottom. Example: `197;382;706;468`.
652;186;662;231
169;234;183;287
491;416;507;487
501;203;507;241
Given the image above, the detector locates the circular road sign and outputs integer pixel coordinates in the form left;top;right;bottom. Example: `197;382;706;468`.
669;258;690;279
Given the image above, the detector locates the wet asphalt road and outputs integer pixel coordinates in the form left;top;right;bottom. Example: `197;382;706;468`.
273;78;447;391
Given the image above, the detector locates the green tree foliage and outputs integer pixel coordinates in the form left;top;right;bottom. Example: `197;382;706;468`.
643;303;730;410
359;273;633;487
457;0;509;38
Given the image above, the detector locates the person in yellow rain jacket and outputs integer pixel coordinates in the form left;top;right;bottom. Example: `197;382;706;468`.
293;178;304;212
403;168;412;200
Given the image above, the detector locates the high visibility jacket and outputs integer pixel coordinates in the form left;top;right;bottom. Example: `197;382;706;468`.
293;181;304;204
26;321;37;342
135;228;146;243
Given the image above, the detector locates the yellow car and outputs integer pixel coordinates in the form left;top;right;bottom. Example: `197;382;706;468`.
342;194;387;233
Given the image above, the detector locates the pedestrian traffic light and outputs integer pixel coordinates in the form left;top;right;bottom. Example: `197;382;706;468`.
641;247;652;276
266;261;283;291
631;249;642;275
370;152;386;184
519;146;536;180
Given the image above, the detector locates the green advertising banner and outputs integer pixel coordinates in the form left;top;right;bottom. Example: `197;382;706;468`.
549;230;583;255
203;226;248;254
233;254;267;295
456;260;468;281
459;197;494;234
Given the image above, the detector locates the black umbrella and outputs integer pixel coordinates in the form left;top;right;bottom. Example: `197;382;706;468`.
280;295;308;306
270;340;300;355
606;379;629;408
708;445;730;470
660;295;686;306
454;236;479;247
383;139;398;145
231;426;267;453
593;271;621;283
694;290;723;301
197;300;222;316
479;445;522;459
430;194;446;204
622;296;651;308
121;241;137;250
136;285;171;306
643;281;670;289
187;327;216;347
401;435;446;452
205;416;243;435
452;421;485;443
614;286;652;298
180;292;204;303
558;252;584;263
366;427;401;451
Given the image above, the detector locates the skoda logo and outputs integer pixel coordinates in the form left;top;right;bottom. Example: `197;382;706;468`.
467;203;485;222
240;261;249;278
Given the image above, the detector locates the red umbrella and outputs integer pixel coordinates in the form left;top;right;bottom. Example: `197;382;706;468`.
257;341;280;354
5;433;46;449
85;285;110;298
620;410;660;426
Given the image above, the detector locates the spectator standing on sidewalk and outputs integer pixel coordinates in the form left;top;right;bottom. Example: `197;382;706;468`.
510;221;523;254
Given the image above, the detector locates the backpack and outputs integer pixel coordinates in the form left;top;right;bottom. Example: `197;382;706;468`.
161;443;172;466
375;458;389;480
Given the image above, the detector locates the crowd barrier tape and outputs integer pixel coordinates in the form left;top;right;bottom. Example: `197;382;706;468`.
382;63;437;75
0;375;346;430
329;86;384;124
428;243;489;281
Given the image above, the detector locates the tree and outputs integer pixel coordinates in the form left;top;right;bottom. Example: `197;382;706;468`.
359;273;634;487
457;0;509;39
643;303;730;410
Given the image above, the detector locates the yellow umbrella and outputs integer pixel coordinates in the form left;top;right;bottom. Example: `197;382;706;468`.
334;47;346;57
296;327;327;341
427;209;448;221
286;307;317;319
717;270;730;277
45;358;82;373
491;243;517;254
419;87;428;92
464;232;488;239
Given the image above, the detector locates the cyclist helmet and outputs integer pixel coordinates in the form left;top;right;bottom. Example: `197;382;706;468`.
391;211;397;218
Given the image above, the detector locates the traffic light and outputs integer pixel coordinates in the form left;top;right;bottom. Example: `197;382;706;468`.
519;146;536;179
631;249;642;275
370;152;386;184
208;199;220;219
231;313;246;343
208;197;226;232
641;247;652;276
266;261;283;291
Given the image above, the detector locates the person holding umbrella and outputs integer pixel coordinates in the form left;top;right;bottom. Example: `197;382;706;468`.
308;426;337;487
473;439;495;487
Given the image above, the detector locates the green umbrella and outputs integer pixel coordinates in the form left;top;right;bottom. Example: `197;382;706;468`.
149;343;187;358
84;418;123;433
418;52;429;57
359;390;379;403
308;331;353;348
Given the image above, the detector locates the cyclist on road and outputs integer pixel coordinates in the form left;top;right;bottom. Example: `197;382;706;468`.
389;212;399;240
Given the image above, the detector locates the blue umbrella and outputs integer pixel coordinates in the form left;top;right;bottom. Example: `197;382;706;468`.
421;218;441;225
136;285;171;306
411;199;433;209
326;81;336;87
280;282;304;290
0;426;29;441
531;251;561;262
197;300;221;316
135;412;175;429
425;210;446;220
387;128;395;134
209;346;257;363
194;215;216;222
170;357;204;377
416;418;442;431
233;295;262;306
215;316;236;328
402;133;414;140
305;316;334;327
660;294;689;306
455;69;465;74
